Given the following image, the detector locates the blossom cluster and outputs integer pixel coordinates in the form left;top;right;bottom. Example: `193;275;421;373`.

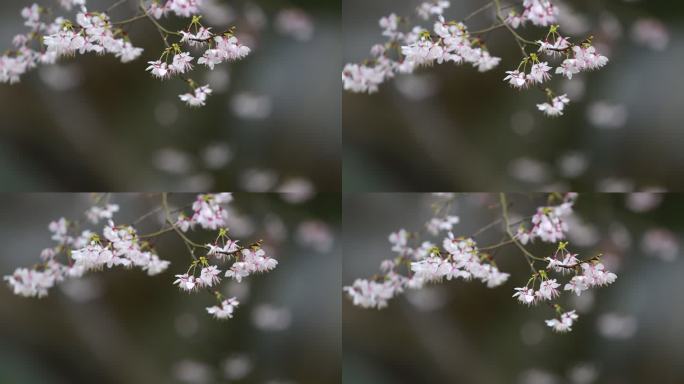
176;192;234;231
1;0;250;107
149;0;202;18
504;29;608;116
173;235;277;319
344;204;510;310
145;25;250;106
343;0;609;117
344;193;618;334
516;192;576;244
342;3;501;95
514;243;616;332
167;192;278;320
1;2;144;84
206;297;240;319
504;0;558;28
4;202;170;299
4;193;276;321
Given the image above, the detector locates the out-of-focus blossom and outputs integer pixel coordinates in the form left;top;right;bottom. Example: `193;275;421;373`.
277;179;316;203
222;354;253;380
641;228;679;262
509;157;552;184
587;101;628;129
275;9;315;41
230;93;273;120
631;18;669;51
597;313;638;339
201;143;233;170
557;151;588;179
296;220;334;252
597;178;635;193
568;363;599;384
251;304;292;331
173;359;213;384
240;169;278;192
626;192;664;213
154;148;194;175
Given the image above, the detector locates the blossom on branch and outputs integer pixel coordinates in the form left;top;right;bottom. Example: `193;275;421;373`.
344;193;617;334
343;0;609;116
1;0;251;107
3;193;276;322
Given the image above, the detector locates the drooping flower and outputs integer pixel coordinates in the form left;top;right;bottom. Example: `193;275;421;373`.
173;273;197;291
536;279;561;300
198;265;222;287
513;287;536;305
206;297;240;319
546;310;578;332
537;94;570;116
146;60;169;79
179;84;212;107
170;52;194;74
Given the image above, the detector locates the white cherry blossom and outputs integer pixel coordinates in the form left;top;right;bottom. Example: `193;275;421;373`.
546;310;578;332
207;297;240;319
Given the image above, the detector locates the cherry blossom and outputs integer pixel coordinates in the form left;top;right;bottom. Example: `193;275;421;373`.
537;279;561;300
170;52;194;74
546;310;578;332
174;273;198;291
0;0;250;107
513;287;536;305
389;229;410;254
517;193;576;243
199;266;222;287
4;193;275;322
504;70;527;88
343;278;401;309
426;215;460;235
85;203;119;224
5;199;171;299
343;1;609;116
564;275;589;296
179;85;212;107
345;193;617;334
537;94;570;116
146;60;170;79
206;297;239;319
224;248;278;283
188;193;232;230
4;268;57;298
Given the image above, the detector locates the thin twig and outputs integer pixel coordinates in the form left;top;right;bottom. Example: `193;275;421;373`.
107;0;130;13
499;193;542;273
463;2;495;22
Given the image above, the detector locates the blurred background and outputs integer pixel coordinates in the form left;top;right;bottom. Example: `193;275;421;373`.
343;0;684;191
0;193;341;384
0;0;340;191
343;193;684;383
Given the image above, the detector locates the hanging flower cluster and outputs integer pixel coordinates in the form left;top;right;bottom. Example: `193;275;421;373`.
174;240;277;319
344;193;617;333
3;201;170;299
0;0;249;107
342;0;608;116
514;242;616;332
3;193;276;321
